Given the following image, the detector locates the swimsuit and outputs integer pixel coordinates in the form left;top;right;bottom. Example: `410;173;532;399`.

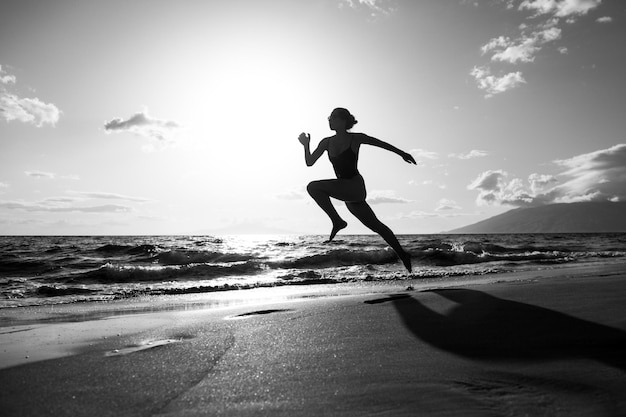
329;141;360;179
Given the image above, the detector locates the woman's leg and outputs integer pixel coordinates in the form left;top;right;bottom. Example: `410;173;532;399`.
345;201;412;272
307;178;364;242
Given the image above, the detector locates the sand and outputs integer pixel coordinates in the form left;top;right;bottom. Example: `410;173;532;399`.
1;262;625;416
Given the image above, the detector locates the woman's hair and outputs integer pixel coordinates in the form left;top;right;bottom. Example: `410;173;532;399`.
331;107;358;130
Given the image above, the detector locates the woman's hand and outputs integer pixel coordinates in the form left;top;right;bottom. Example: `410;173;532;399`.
401;151;417;165
298;132;311;146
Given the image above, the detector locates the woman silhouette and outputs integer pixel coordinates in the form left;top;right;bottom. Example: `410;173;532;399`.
299;107;416;272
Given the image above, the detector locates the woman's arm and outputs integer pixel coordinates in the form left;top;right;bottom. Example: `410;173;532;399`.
299;133;328;166
358;134;417;164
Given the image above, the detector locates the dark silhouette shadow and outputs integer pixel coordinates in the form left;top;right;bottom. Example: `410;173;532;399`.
392;289;626;371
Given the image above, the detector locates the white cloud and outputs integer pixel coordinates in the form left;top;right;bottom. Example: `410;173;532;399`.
25;170;56;179
472;0;602;95
436;199;462;212
0;201;132;213
275;187;308;201
399;209;473;220
471;67;526;98
409;179;447;190
1;93;61;127
104;109;181;142
528;173;558;194
551;143;626;202
399;210;442;219
341;0;397;17
483;26;562;64
492;38;539;63
409;148;439;159
448;150;489;160
43;197;83;204
481;36;511;54
0;182;8;188
0;65;61;127
67;191;150;202
0;65;16;85
468;169;541;206
519;0;602;18
552;0;602;18
468;169;505;195
24;171;78;180
367;190;412;205
468;144;626;206
596;16;612;23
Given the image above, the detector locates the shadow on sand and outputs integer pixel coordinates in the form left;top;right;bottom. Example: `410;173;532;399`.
391;289;626;371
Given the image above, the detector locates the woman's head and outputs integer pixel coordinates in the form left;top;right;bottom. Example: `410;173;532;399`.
329;108;358;131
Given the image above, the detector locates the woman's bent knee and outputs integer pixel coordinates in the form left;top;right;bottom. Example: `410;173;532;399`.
307;181;320;196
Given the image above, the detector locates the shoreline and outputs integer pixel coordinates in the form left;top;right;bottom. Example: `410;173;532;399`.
1;261;624;370
1;259;623;323
2;262;626;415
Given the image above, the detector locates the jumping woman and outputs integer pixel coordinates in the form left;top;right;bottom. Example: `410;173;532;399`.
298;107;416;272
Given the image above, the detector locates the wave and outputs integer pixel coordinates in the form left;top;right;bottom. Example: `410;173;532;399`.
0;258;60;276
267;248;398;269
413;248;571;267
2;234;626;306
94;243;158;255
62;261;262;284
410;239;626;266
151;250;254;265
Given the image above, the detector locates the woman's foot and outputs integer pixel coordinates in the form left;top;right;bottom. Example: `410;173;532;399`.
326;219;348;243
399;250;412;273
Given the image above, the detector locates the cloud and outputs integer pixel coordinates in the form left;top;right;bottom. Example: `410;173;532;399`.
471;0;603;96
275;187;308;201
340;0;397;17
399;209;474;220
0;182;9;188
519;0;602;18
0;201;132;213
436;199;462;212
1;94;61;127
471;67;526;98
484;26;562;64
0;65;61;127
596;16;612;23
367;190;412;205
468;169;542;206
43;197;82;204
24;171;79;180
409;148;439;159
551;143;626;202
468;144;626;206
528;173;558;194
67;191;150;202
25;170;56;179
104;109;181;142
448;150;489;160
0;65;16;85
0;189;150;214
409;179;447;190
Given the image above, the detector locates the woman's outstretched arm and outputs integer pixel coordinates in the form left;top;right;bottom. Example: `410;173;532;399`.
358;134;417;164
299;133;329;166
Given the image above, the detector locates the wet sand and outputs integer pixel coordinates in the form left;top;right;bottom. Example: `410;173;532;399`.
1;263;625;416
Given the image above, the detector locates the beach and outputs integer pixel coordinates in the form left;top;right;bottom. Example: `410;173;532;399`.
1;262;625;416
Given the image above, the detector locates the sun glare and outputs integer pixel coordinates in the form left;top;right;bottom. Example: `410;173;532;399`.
170;41;321;192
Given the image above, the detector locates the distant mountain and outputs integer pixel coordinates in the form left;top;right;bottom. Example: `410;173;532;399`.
448;202;626;234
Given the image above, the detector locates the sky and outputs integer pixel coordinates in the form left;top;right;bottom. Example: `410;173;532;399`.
1;0;625;235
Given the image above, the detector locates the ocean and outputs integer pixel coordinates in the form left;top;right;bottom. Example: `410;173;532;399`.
1;233;625;307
